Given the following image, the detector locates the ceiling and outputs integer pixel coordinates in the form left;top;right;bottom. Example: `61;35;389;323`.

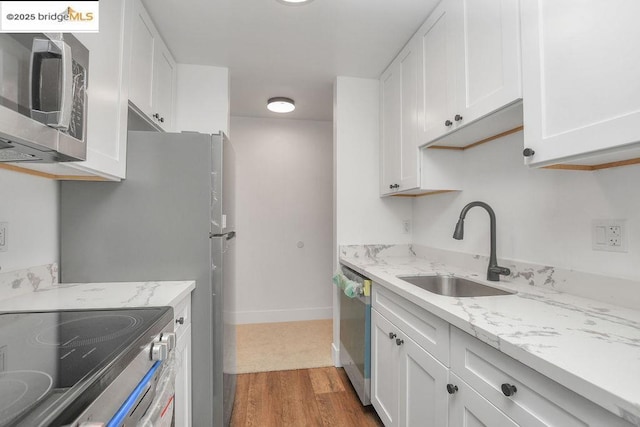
141;0;439;121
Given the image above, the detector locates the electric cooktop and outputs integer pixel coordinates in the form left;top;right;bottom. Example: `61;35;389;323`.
0;307;173;427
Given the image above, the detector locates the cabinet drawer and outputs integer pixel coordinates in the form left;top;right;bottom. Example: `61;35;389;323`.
448;373;519;427
173;295;191;340
372;284;449;365
450;327;632;427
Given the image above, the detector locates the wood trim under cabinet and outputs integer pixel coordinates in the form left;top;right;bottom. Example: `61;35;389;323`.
544;157;640;171
392;190;457;198
428;126;524;151
0;163;108;181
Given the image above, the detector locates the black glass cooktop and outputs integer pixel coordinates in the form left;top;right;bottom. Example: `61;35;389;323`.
0;307;172;427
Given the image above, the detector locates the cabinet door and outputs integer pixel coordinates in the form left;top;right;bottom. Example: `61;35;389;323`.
417;0;456;145
380;62;402;195
397;42;420;192
448;373;518;427
175;324;192;427
129;0;155;117
371;309;400;427
68;0;129;180
521;0;640;166
398;335;449;427
380;42;420;195
153;43;176;131
453;0;521;127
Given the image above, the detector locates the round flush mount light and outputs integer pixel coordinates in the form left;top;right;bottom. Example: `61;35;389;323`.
276;0;314;5
267;97;295;113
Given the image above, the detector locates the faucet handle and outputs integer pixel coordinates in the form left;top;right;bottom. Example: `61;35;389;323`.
489;266;511;276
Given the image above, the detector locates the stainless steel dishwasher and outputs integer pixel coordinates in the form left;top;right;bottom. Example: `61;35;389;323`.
339;264;372;405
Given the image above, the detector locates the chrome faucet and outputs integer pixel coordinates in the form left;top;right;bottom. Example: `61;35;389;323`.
453;201;511;281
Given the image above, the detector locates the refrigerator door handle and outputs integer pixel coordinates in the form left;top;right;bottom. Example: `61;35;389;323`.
210;231;236;240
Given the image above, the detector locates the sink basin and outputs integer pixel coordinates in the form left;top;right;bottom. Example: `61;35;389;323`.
397;275;515;297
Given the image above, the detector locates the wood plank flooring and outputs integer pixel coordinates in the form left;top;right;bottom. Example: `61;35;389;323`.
231;367;383;426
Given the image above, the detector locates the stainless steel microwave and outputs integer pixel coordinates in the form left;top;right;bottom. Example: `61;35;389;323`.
0;33;89;163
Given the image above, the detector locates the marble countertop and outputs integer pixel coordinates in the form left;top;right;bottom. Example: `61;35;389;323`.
340;249;640;425
0;280;195;312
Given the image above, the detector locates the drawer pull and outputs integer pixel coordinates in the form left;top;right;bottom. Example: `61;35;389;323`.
175;317;185;325
501;383;517;397
395;338;404;346
446;384;458;395
388;332;397;339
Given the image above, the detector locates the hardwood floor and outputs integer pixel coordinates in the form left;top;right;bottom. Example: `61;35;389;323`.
231;367;384;426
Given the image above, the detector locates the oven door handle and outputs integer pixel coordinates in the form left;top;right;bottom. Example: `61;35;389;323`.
106;361;162;427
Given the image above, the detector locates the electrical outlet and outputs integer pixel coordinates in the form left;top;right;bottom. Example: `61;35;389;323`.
0;222;6;252
592;219;627;252
402;219;411;234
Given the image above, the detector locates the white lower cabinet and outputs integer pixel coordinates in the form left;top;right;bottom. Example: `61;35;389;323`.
449;327;633;427
172;295;192;427
371;308;448;427
371;284;633;427
175;324;192;427
448;373;518;427
371;285;450;427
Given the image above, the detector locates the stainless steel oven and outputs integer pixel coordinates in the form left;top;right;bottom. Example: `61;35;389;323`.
0;307;176;427
339;265;372;406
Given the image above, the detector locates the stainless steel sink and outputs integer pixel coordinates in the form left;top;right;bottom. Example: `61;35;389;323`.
397;275;515;297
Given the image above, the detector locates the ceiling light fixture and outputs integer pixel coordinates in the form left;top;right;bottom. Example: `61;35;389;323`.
276;0;314;5
267;97;296;113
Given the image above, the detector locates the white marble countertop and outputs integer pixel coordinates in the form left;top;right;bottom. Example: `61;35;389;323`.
0;280;195;312
340;251;640;425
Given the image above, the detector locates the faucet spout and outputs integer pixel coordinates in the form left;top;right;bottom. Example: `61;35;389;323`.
452;201;510;281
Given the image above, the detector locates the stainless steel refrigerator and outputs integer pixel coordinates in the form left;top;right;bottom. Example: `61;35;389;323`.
59;131;236;427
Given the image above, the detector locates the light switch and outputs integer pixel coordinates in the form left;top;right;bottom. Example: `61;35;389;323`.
594;226;606;244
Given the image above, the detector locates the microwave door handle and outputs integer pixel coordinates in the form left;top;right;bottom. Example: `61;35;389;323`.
29;38;73;130
56;40;73;130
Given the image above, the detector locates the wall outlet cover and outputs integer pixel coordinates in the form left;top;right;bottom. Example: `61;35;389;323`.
592;219;627;253
402;219;411;234
0;222;6;252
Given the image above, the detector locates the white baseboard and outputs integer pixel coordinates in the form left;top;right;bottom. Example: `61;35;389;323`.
232;306;332;324
332;342;341;367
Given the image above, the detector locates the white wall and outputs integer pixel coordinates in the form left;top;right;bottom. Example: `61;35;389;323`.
231;116;333;324
174;64;229;135
334;76;412;248
332;76;413;365
0;169;58;272
413;131;640;281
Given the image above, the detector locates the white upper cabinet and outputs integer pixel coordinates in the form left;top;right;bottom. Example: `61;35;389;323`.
129;0;155;119
129;0;176;131
380;42;420;195
417;0;522;147
521;0;640;167
153;44;176;131
416;1;456;145
69;0;130;180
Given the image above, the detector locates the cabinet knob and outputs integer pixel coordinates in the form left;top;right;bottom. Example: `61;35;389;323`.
175;316;185;325
388;332;397;339
523;148;535;157
501;383;517;397
394;184;400;189
160;117;165;123
395;338;404;346
446;384;458;395
454;114;463;122
389;184;393;190
153;113;160;119
445;120;453;127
